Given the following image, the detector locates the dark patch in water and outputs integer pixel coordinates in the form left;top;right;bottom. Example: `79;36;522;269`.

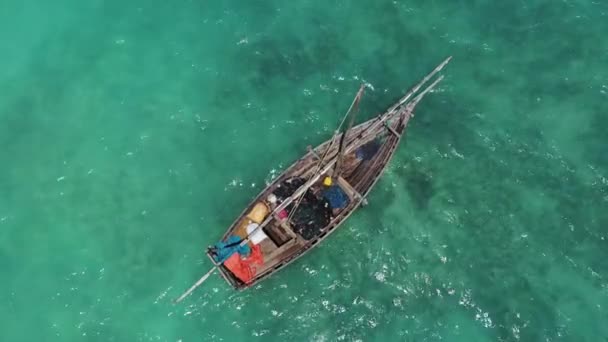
401;164;434;209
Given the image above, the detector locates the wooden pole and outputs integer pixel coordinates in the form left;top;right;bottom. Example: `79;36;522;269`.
174;267;217;303
386;56;451;114
333;84;365;179
354;57;452;142
405;75;445;111
289;84;365;221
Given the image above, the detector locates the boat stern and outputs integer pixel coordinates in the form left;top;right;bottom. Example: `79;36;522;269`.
205;249;244;290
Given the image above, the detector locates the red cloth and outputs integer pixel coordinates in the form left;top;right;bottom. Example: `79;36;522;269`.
224;244;264;283
278;209;288;219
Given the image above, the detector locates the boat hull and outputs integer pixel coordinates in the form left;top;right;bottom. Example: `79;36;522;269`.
208;109;412;289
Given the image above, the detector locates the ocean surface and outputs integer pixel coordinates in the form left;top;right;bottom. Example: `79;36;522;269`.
1;0;607;341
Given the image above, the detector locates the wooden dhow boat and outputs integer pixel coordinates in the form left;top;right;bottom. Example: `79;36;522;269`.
175;57;451;302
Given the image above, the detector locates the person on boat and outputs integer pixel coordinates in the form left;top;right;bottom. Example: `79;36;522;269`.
267;193;289;221
321;176;350;215
266;193;277;210
209;235;251;263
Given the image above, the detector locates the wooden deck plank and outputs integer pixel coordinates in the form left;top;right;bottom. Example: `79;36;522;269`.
384;121;401;138
337;176;368;205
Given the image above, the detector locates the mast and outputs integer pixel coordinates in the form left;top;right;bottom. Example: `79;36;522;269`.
332;84;366;179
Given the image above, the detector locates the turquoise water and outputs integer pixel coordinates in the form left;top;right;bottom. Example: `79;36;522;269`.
1;0;607;340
